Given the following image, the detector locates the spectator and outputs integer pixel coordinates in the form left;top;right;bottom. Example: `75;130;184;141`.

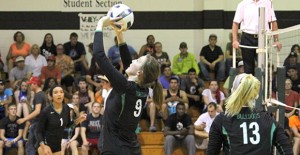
25;44;47;77
172;42;199;79
223;60;245;97
162;77;188;121
6;31;30;73
284;51;300;70
138;35;155;57
0;52;4;72
0;103;25;155
284;44;300;65
198;34;225;81
194;102;219;150
14;79;34;118
180;68;205;113
202;80;225;113
152;42;171;67
287;66;300;93
9;56;32;89
16;77;47;155
81;102;101;155
40;33;57;59
275;79;299;118
0;80;13;119
85;43;104;92
159;65;178;89
40;55;61;85
55;44;74;94
289;109;300;154
76;77;95;114
108;36;137;73
61;104;80;155
225;32;242;77
164;102;195;155
64;32;89;78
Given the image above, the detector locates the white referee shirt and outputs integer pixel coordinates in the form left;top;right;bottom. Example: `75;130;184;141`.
233;0;277;34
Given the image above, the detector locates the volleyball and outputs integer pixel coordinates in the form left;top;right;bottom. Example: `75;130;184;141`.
107;4;134;30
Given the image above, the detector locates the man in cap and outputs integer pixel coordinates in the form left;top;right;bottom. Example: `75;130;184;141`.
9;56;32;89
223;60;245;97
172;42;200;79
17;77;47;155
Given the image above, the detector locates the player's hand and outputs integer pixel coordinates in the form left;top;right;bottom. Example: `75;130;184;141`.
232;40;240;49
96;15;110;31
274;41;282;51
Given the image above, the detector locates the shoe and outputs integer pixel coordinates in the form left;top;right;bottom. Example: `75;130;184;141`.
149;126;157;132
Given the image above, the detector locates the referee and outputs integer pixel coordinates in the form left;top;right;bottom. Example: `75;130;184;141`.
232;0;282;75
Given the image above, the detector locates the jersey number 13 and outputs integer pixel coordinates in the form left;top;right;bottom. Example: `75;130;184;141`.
240;122;260;144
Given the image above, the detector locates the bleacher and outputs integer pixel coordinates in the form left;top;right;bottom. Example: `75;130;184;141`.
139;132;205;155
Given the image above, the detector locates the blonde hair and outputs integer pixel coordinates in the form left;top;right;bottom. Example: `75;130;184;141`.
225;74;260;117
140;55;163;105
30;44;41;55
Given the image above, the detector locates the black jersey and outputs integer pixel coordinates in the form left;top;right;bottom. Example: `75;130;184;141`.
36;103;70;152
94;32;148;155
207;107;293;155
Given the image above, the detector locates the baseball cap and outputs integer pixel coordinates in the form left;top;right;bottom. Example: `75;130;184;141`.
288;51;298;58
15;56;25;62
97;75;109;82
179;42;187;48
27;76;42;86
238;61;244;67
47;55;56;61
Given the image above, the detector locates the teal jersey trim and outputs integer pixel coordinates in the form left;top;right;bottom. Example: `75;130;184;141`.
119;94;126;118
270;123;276;149
222;126;231;151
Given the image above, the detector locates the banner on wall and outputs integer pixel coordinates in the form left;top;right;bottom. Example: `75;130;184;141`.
78;13;113;40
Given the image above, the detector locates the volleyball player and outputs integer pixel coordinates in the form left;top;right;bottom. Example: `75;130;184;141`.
207;74;293;154
93;16;163;155
36;86;86;155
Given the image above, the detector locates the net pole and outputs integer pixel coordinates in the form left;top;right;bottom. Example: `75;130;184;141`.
258;7;266;69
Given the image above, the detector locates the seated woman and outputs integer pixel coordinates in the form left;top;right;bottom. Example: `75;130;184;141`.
202;80;225;113
14;79;34;118
6;31;31;73
61;104;80;155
